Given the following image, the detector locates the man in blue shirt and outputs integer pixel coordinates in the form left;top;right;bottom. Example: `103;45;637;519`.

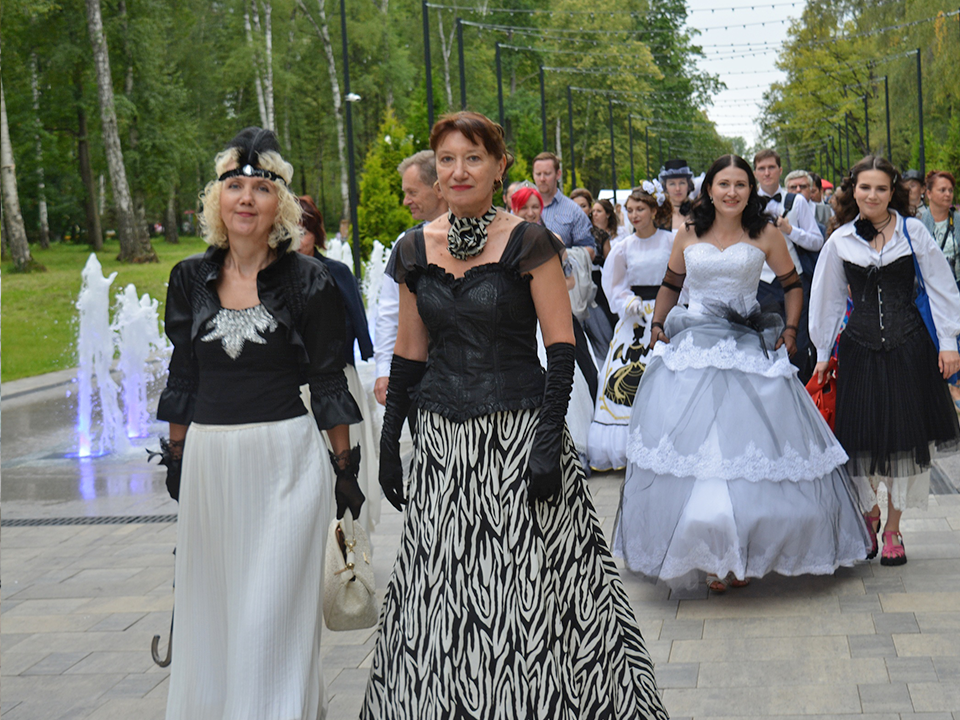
534;152;596;259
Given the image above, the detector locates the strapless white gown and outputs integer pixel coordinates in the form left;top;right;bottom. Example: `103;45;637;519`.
615;242;870;591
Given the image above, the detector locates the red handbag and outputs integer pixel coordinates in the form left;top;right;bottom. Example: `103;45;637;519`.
805;357;838;430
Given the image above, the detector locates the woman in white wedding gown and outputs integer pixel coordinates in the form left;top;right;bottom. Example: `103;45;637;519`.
615;155;870;592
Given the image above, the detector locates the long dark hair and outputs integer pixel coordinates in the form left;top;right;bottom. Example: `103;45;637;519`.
596;198;618;233
828;155;911;233
688;155;768;239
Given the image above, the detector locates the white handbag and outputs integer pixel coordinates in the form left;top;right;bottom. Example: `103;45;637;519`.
323;509;378;631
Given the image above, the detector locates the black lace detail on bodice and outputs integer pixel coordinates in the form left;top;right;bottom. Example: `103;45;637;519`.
843;255;925;351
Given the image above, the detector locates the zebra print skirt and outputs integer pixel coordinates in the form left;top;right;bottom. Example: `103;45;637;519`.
361;409;668;720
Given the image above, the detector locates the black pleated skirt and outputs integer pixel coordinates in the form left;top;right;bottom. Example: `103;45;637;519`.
835;327;960;479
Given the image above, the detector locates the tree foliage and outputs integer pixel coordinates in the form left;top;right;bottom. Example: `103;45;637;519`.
2;0;733;262
758;0;960;183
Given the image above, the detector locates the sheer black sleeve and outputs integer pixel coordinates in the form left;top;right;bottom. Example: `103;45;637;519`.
385;229;423;292
300;262;363;430
515;223;566;274
157;261;199;425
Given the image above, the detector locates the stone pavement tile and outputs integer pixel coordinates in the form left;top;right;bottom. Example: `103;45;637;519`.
1;700;24;716
850;634;899;658
874;612;921;634
66;569;144;585
702;613;875;638
322;626;377;646
650;662;698;688
669;634;849;663
908;682;960;713
73;595;172;615
886;657;940;683
1;633;32;651
685;715;900;720
0;650;50;676
125;611;173;636
882;593;960;613
645;639;672;664
698;657;888;688
916;613;960;633
0;674;123;709
864;576;906;594
81;698;167;720
143;675;170;701
325;690;364;720
87;613;148;633
1;699;107;720
840;593;884;614
320;639;376;672
676;594;840;619
10;631;154;655
658;619;703;641
19;651;90;675
901;519;954;532
894;633;960;658
1;614;107;634
638;618;663;640
899;713;955;719
934;658;960;682
63;651;156;675
2;599;92;616
326;667;372;700
662;683;862;717
859;682;914;713
100;674;166;699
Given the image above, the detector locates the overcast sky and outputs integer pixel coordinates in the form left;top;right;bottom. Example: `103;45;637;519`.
685;0;806;146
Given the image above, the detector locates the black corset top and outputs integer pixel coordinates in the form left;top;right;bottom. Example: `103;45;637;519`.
843;254;925;351
388;222;565;422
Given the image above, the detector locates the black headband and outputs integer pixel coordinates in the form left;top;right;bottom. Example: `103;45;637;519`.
218;164;284;183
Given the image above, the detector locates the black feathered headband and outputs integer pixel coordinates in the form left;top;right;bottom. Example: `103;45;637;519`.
217;127;286;184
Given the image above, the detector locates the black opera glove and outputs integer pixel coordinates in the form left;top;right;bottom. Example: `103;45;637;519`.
330;444;364;520
650;265;686;347
776;267;803;357
146;437;184;502
379;355;426;511
527;342;576;504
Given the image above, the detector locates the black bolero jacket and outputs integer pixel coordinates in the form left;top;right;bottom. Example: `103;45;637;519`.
313;249;374;366
157;242;362;431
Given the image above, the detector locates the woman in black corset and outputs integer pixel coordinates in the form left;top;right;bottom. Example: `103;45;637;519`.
810;155;960;567
363;111;667;720
156;128;363;718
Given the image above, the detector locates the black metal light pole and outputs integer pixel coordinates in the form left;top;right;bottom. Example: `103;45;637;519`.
566;86;577;188
628;113;635;187
883;75;892;161
608;99;617;205
539;66;548;152
422;0;434;131
863;94;870;152
495;43;505;130
456;18;466;109
844;114;851;169
644;126;650;180
916;48;925;175
340;0;361;279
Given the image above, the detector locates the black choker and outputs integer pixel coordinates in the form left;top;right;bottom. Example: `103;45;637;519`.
854;214;892;243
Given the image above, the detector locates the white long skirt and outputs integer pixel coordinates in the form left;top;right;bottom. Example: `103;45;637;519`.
165;415;332;720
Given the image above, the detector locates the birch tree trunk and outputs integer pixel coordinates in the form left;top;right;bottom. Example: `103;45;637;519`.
31;54;50;248
118;0;148;240
299;0;349;221
1;80;40;272
246;1;275;131
437;11;454;109
85;0;156;262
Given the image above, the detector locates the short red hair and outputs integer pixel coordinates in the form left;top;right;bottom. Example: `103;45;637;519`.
510;186;544;214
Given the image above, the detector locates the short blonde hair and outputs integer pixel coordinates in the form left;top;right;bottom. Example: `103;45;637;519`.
199;146;303;251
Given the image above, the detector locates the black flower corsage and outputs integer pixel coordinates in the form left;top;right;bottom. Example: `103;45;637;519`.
854;217;880;243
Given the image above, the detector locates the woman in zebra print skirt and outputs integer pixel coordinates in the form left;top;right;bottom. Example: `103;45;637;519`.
362;111;668;719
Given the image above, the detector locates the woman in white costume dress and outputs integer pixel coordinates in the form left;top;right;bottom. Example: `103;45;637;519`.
810;155;960;566
616;155;870;592
157;128;364;719
588;182;674;471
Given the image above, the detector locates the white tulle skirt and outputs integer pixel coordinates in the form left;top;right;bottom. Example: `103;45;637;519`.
615;307;871;591
165;415;331;720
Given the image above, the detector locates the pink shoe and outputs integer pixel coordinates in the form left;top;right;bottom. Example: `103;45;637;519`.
880;530;906;566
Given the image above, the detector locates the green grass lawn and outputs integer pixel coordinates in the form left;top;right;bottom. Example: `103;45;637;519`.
2;237;208;383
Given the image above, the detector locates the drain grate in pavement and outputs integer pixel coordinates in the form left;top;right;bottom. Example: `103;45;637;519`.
1;514;177;527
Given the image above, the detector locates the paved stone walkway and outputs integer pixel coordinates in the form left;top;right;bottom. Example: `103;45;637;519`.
2;370;959;719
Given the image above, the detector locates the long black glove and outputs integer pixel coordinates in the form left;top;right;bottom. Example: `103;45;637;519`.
330;444;364;520
527;342;576;504
379;355;426;511
650;265;686;347
146;437;184;502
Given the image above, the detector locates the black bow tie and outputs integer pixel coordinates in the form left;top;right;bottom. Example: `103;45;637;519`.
766;193;782;204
